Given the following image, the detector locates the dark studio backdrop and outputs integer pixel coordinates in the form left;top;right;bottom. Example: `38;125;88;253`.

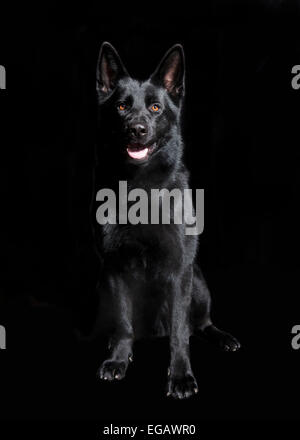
0;0;300;429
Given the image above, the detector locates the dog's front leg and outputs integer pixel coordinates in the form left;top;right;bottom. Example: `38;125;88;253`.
98;273;134;381
167;266;198;399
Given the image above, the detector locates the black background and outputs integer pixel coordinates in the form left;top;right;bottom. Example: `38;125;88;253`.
1;0;300;429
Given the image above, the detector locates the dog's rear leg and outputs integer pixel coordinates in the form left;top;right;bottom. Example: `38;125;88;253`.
192;264;241;352
97;273;134;381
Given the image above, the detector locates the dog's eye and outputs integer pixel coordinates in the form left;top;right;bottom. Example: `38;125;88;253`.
151;104;160;112
118;103;126;111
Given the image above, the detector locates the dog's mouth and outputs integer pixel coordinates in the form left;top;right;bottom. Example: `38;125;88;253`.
126;143;155;161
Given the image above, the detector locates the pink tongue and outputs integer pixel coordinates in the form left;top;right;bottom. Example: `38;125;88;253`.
127;147;149;160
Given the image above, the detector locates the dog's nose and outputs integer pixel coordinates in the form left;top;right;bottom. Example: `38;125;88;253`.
129;124;147;138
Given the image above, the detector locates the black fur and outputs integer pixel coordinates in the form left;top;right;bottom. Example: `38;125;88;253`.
92;42;240;399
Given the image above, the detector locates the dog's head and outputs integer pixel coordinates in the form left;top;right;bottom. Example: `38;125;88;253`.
96;42;185;164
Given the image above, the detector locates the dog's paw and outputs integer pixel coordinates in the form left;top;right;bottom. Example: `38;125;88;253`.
217;331;241;352
201;325;241;352
166;372;198;400
97;360;127;381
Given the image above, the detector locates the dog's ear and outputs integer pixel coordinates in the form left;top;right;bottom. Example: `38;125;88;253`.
96;42;129;97
150;44;185;97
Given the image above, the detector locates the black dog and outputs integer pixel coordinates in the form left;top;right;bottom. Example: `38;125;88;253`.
92;42;240;399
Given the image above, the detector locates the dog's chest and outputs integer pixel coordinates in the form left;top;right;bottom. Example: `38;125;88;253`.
101;222;184;269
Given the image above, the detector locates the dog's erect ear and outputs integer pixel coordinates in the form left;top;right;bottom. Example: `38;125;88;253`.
150;44;185;97
96;42;129;96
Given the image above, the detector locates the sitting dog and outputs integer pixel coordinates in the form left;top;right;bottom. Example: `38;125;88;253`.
91;42;240;399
